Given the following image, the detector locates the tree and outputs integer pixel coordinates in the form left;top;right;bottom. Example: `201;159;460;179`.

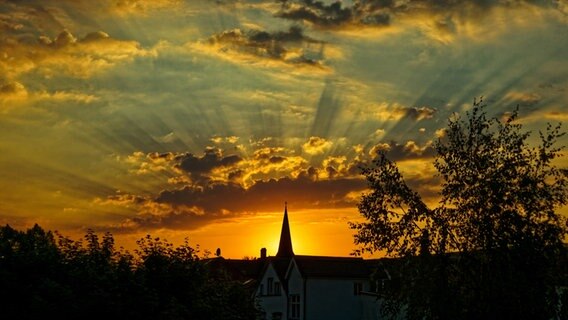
351;98;568;320
0;225;259;319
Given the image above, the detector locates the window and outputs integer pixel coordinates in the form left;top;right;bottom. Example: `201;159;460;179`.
289;294;300;319
274;281;281;295
354;282;363;295
267;277;273;295
380;279;388;291
370;279;385;293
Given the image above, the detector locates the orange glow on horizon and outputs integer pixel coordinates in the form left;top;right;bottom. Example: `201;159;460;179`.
102;207;377;260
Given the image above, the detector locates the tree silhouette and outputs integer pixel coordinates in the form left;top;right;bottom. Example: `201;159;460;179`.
351;98;567;320
0;225;258;319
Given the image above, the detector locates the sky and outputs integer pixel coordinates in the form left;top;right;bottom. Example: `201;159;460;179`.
0;0;567;259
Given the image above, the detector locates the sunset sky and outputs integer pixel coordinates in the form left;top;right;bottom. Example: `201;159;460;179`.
1;0;567;258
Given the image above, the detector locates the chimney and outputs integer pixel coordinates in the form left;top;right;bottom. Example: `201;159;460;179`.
260;247;267;259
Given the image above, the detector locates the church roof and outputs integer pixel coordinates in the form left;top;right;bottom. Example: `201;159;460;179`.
203;257;265;281
292;255;376;279
269;257;293;282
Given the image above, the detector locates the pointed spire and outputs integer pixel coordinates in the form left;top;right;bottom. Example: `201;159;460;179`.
276;202;294;257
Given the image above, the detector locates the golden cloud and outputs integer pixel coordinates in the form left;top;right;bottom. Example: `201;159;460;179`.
210;135;240;144
103;139;451;233
0;30;155;81
373;128;386;137
357;102;437;122
321;155;349;179
435;128;447;138
516;110;568;123
0;81;98;111
302;136;333;155
504;91;542;106
15;0;184;17
104;0;183;15
123;151;180;175
119;147;309;189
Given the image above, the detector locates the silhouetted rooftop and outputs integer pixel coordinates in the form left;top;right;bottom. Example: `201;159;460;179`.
203;257;265;281
292;255;378;279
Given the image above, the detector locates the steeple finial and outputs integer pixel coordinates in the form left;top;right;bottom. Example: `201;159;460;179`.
276;202;294;257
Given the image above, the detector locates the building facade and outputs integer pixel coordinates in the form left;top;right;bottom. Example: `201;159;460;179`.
255;204;381;320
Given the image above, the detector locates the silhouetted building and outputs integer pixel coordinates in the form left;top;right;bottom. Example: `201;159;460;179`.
204;204;387;320
223;204;385;320
205;205;568;320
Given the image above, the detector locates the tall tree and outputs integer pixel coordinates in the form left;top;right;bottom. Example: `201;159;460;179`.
351;98;567;320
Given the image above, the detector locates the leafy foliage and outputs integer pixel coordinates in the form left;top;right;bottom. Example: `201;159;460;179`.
0;225;258;319
351;99;568;319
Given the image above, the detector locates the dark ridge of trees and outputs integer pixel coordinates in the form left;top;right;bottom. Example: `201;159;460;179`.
0;224;259;320
351;98;568;320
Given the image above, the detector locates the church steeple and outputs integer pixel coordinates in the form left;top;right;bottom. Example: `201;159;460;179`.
276;202;294;257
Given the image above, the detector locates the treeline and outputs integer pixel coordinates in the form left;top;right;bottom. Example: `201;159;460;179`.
0;224;258;320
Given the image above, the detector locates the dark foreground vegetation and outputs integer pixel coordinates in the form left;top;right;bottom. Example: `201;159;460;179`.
0;225;258;320
352;99;568;320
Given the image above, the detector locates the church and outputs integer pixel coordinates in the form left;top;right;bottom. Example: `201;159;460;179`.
204;205;568;320
206;204;385;320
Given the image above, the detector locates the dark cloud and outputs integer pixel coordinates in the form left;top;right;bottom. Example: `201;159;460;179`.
107;158;444;232
278;1;355;27
106;140;449;233
0;82;26;95
275;0;561;30
119;208;227;232
104;172;366;232
276;0;392;28
228;169;244;180
401;106;437;121
269;155;287;163
370;140;436;161
207;25;328;67
156;174;366;214
176;147;242;180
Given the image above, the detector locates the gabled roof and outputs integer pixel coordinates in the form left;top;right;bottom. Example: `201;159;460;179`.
255;256;293;293
290;255;377;279
269;257;293;283
203;257;265;281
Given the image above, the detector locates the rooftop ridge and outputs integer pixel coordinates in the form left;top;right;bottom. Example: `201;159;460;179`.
293;255;364;260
